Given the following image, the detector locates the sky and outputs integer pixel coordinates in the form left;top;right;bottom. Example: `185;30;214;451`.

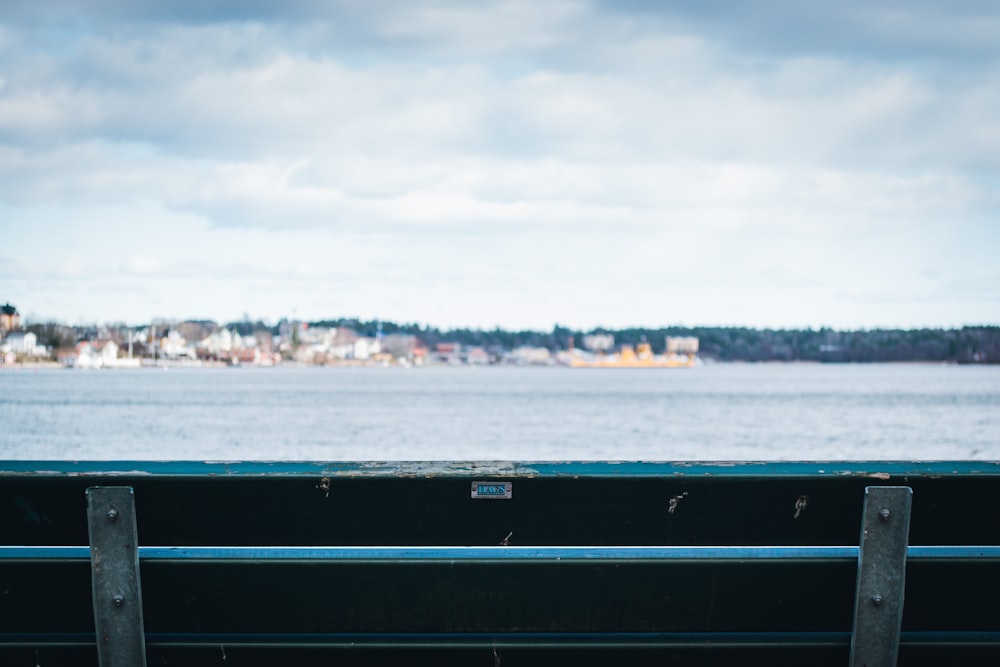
1;1;998;331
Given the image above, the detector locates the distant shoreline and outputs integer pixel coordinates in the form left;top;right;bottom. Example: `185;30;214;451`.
1;359;987;371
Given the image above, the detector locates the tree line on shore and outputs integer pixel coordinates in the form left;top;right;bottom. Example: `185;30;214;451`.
21;319;1000;364
298;320;1000;364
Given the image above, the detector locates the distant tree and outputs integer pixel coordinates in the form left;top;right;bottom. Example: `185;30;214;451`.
26;322;75;349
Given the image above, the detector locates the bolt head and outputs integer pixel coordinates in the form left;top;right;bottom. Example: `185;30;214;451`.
878;508;891;522
872;594;883;606
112;595;124;607
106;509;119;521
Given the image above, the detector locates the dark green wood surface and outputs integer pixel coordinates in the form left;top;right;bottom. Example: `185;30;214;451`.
2;462;998;664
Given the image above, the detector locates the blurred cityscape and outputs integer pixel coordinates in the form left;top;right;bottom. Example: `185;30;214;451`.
1;302;998;368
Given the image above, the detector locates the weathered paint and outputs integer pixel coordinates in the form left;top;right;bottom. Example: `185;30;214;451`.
2;460;999;479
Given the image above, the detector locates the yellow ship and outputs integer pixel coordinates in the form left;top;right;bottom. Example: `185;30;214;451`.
568;339;699;368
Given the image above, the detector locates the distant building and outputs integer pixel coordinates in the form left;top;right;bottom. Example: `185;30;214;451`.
70;340;119;368
1;331;38;355
159;329;197;359
319;327;361;360
176;320;215;345
68;342;93;367
435;342;462;365
199;328;243;356
466;346;490;365
666;337;699;355
352;337;381;361
0;303;20;333
582;334;614;352
381;334;419;360
94;340;120;364
509;346;552;365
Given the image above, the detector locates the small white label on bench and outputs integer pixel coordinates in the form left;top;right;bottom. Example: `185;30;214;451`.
471;481;512;499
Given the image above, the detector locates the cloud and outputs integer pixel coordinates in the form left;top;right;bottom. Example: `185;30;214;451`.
1;136;992;242
7;1;1000;62
124;254;161;274
595;2;1000;62
1;1;998;328
3;12;997;175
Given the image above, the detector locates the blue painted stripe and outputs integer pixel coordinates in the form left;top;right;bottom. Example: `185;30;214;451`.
907;545;1000;559
2;459;999;478
137;546;859;561
0;546;90;560
3;545;999;561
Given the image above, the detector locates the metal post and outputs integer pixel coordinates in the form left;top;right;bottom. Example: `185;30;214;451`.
849;486;912;667
86;486;147;667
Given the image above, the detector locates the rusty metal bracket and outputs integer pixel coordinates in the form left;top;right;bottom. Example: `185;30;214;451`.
86;486;147;667
849;486;912;667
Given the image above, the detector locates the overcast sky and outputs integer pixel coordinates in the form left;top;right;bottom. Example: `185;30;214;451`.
1;1;998;330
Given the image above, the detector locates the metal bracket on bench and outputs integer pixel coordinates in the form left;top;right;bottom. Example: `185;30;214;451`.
86;486;147;667
849;486;912;667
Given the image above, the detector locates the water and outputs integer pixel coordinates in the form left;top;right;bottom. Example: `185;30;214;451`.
1;364;997;461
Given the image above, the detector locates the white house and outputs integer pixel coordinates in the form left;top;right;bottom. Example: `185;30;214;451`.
94;340;120;365
160;330;196;359
509;346;552;365
353;337;381;361
199;328;243;356
0;331;46;357
71;340;119;368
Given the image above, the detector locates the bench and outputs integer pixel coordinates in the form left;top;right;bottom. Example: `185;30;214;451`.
2;460;999;665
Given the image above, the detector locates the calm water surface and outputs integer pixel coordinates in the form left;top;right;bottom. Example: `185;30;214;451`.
1;364;997;460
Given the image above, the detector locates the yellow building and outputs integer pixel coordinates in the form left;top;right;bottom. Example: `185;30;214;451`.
0;303;20;333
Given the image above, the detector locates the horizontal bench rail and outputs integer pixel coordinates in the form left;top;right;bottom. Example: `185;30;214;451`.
4;545;1000;562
